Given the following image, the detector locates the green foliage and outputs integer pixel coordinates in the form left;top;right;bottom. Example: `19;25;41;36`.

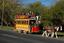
28;1;53;26
0;0;22;26
0;0;64;27
0;26;14;31
49;0;64;25
28;1;45;16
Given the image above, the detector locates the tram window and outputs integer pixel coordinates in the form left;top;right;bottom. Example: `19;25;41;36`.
22;21;28;24
29;20;36;25
16;20;28;24
16;21;22;24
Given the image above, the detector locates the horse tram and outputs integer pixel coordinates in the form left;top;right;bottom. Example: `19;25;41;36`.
14;13;40;34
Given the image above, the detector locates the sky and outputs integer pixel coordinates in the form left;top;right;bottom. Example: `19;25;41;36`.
19;0;59;6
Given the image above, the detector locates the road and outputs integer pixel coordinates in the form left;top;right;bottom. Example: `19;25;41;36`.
0;30;64;43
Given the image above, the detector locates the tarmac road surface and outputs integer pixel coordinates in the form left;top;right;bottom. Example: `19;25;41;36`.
0;30;64;43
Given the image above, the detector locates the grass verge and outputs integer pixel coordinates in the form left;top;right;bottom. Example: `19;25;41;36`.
0;26;14;31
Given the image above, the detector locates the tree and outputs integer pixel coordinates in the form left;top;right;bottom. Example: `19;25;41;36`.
28;1;53;26
49;0;64;25
28;1;44;16
0;0;22;26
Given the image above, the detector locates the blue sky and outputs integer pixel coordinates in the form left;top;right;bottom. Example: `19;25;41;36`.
19;0;58;6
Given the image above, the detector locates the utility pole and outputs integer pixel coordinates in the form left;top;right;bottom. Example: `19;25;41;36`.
1;0;4;28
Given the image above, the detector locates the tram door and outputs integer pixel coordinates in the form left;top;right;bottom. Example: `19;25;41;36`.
29;20;40;33
29;20;36;32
